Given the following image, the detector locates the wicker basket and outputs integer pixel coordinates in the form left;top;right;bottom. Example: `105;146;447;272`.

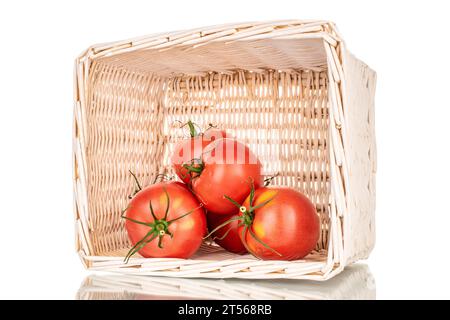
73;20;376;280
77;264;375;300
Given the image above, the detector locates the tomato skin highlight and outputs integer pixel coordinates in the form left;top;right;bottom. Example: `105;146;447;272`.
171;129;227;184
192;138;263;215
207;211;247;254
239;187;319;261
124;182;206;259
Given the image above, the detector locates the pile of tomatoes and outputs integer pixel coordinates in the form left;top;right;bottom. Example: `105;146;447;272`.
122;121;319;262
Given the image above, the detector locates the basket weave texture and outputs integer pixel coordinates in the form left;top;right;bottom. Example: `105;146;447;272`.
73;20;376;280
77;264;375;300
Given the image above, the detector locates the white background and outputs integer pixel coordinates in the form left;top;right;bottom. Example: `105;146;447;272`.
0;0;449;299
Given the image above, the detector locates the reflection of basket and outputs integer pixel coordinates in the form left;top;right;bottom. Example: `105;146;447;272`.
77;264;375;300
73;20;376;280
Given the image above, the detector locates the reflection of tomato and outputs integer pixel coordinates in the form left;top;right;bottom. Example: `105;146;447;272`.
123;182;206;260
239;187;319;261
207;212;247;254
191;138;263;215
171;122;227;184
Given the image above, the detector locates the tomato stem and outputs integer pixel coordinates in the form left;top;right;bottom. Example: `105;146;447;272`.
240;225;252;254
153;173;174;184
203;123;218;133
149;200;158;221
122;197;200;263
163;187;170;220
248;177;255;205
124;231;157;263
182;158;204;173
187;120;198;138
128;170;143;199
249;196;277;211
177;119;221;138
157;234;164;248
223;195;241;209
175;119;203;138
167;204;202;224
263;172;279;187
182;158;205;185
213;225;233;241
203;215;242;240
247;226;282;257
121;214;153;227
213;181;282;258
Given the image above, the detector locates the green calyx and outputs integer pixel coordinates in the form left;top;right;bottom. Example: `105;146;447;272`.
121;215;173;254
204;179;282;258
176;120;223;181
121;179;201;263
239;206;254;226
181;158;205;184
182;158;204;174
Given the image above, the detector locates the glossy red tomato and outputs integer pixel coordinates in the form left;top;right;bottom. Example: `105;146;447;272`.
191;138;263;215
207;212;247;254
123;181;206;260
171;122;227;184
238;187;319;260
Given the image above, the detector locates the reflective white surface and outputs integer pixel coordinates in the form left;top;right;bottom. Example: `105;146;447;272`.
77;264;375;300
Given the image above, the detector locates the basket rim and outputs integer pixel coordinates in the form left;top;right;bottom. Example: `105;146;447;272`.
73;19;377;281
77;19;342;62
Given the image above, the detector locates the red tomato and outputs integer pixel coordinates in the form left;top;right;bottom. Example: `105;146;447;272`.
171;122;227;184
123;181;206;260
207;212;247;254
191;138;263;215
238;187;319;260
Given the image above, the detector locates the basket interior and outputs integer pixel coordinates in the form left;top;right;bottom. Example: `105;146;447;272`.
82;38;331;259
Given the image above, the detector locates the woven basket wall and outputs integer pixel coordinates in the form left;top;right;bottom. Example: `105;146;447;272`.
73;20;377;280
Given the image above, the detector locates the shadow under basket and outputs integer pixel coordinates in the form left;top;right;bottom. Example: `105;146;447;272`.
73;20;377;280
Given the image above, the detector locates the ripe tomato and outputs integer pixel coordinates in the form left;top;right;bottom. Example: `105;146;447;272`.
238;187;319;260
123;181;206;260
171;121;227;184
191;138;263;215
207;212;247;254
